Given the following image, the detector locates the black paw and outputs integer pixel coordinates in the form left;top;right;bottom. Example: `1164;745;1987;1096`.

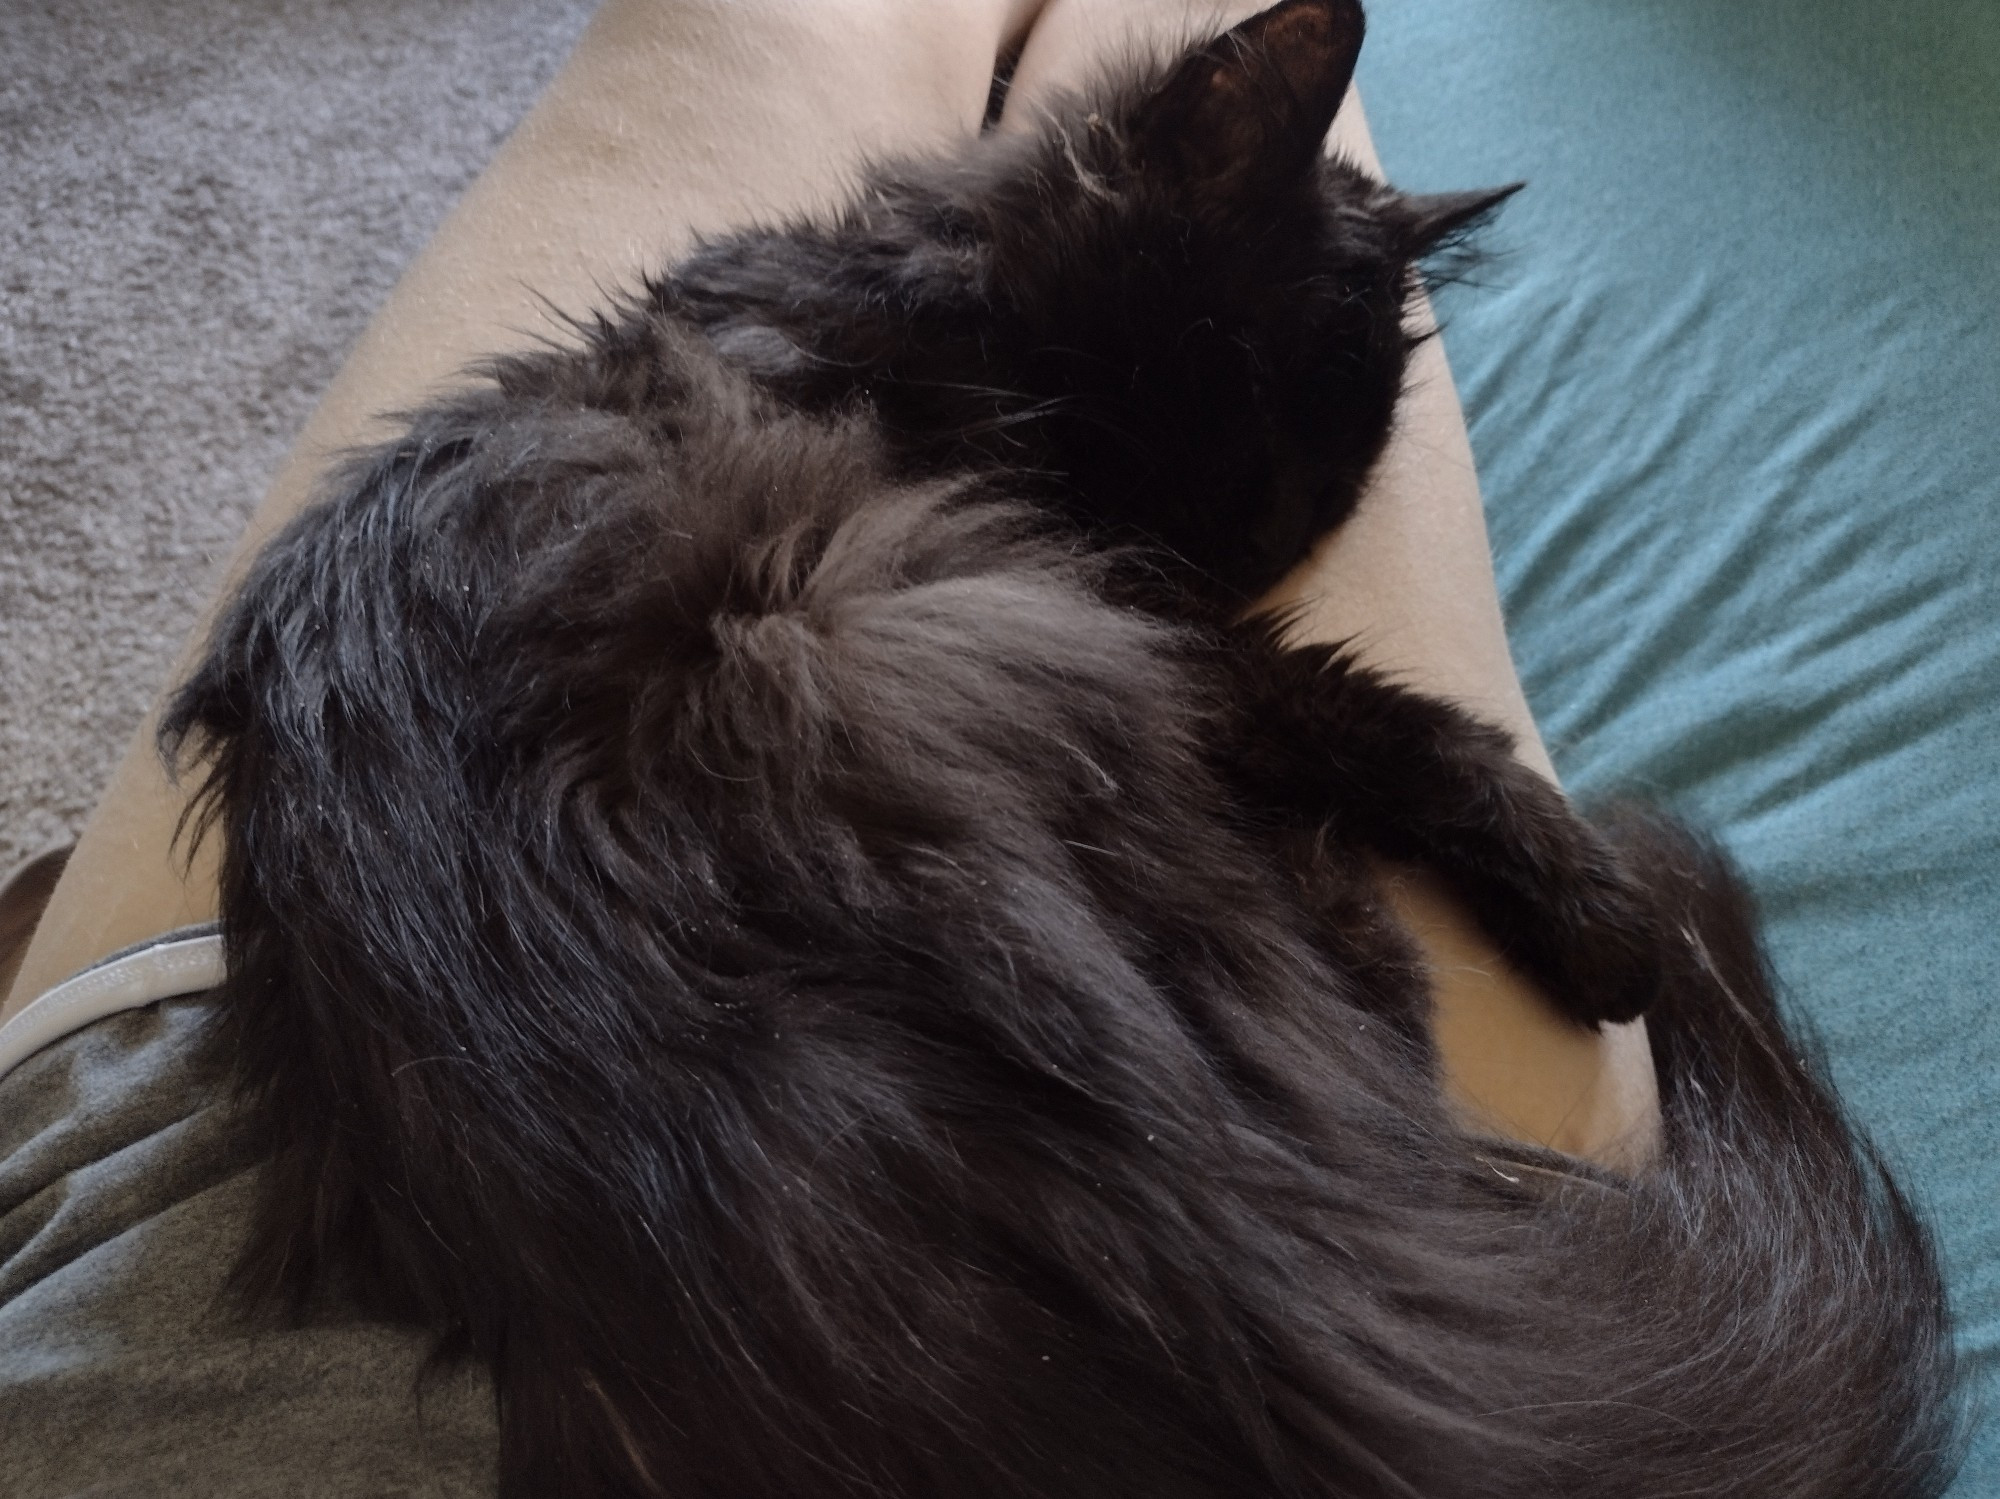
1506;851;1674;1029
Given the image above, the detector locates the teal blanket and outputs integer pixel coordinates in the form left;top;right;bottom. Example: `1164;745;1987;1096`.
1362;0;2000;1484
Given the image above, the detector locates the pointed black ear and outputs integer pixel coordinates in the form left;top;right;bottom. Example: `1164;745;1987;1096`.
1131;0;1365;192
1396;184;1525;254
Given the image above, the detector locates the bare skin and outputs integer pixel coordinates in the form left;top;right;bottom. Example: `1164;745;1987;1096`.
2;0;1657;1167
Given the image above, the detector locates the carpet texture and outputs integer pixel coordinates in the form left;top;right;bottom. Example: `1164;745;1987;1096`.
0;0;595;873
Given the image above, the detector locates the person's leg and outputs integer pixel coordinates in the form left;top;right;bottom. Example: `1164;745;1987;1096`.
1002;0;1659;1165
2;0;1041;1019
6;0;1657;1168
1270;131;1659;1168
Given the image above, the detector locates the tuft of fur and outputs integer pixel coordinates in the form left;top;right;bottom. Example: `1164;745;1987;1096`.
161;2;1962;1495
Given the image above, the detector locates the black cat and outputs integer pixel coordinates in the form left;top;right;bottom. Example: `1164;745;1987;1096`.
162;2;1961;1495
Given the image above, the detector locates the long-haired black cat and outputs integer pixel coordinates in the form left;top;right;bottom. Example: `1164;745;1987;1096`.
162;2;1962;1495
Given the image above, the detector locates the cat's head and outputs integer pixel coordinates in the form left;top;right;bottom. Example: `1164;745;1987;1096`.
906;0;1516;600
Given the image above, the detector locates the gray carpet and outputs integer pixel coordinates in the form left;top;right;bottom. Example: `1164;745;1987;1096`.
0;0;597;873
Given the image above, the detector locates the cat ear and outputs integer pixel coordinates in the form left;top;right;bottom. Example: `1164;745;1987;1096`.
1396;185;1525;253
1130;0;1365;193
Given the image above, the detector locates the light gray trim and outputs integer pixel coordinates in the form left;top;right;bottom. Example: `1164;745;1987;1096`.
0;928;226;1084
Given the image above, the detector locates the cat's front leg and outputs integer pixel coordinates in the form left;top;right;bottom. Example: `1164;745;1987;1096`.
1218;628;1675;1028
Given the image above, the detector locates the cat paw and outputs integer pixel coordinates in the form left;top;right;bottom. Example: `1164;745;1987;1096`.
1508;856;1674;1029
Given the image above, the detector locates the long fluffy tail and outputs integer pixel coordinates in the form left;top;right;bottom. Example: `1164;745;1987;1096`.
1524;806;1965;1497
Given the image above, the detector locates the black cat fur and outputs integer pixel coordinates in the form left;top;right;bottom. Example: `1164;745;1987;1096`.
161;2;1962;1495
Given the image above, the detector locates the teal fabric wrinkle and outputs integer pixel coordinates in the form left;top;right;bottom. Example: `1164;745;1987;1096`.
1361;0;2000;1487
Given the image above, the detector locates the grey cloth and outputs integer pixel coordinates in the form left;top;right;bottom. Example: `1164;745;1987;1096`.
0;996;498;1497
